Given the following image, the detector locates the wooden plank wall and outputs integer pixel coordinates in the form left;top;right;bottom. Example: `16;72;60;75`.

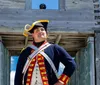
95;32;100;85
65;0;94;9
0;0;97;32
70;37;95;85
93;0;100;29
0;0;25;9
0;8;96;32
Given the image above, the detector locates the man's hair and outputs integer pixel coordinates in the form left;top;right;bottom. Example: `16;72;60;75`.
39;3;46;9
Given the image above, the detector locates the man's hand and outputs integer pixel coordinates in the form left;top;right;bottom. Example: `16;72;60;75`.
54;81;64;85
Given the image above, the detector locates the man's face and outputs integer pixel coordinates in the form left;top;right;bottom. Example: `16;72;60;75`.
32;27;47;42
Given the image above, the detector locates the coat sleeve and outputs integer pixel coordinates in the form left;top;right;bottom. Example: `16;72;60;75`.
54;44;76;84
14;47;31;85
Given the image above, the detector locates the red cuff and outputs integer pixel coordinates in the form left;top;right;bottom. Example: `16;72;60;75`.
59;74;70;85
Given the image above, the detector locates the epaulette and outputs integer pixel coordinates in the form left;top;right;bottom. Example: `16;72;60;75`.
20;46;27;53
20;45;31;53
20;48;25;53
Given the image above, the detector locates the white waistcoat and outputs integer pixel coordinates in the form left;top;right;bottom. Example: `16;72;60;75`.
31;62;43;85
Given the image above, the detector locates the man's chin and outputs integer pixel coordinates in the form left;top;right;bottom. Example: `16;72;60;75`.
37;38;46;42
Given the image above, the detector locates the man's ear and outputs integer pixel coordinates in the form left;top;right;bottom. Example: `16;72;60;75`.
32;33;34;38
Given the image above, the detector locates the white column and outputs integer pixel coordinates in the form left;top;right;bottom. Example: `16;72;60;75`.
59;0;65;10
0;36;10;85
87;37;95;85
0;36;4;85
95;32;100;85
25;0;32;10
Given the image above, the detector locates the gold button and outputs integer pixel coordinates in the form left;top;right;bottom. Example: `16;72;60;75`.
38;54;41;56
26;83;29;85
30;64;34;67
44;81;48;84
29;68;32;71
40;67;45;70
27;79;30;82
28;74;31;76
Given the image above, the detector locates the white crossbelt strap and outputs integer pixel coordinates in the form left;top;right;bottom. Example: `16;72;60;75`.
22;42;51;74
22;43;51;85
28;44;58;78
40;51;58;78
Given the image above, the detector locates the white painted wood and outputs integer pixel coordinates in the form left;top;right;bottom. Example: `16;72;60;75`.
95;32;100;85
59;0;65;10
0;8;96;32
87;37;95;85
0;0;25;8
0;36;10;85
0;36;3;85
25;0;32;10
65;0;94;10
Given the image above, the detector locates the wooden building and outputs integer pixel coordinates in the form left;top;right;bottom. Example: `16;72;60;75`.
0;0;100;85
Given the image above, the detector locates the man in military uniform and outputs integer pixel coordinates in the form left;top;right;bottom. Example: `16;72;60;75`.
14;20;76;85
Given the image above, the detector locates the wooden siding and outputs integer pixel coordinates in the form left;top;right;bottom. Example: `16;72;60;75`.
0;0;98;56
0;32;94;56
0;8;96;32
0;0;25;9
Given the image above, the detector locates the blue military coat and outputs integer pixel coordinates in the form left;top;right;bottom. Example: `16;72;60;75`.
14;44;76;85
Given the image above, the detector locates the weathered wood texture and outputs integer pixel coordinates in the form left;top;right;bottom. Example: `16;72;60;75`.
65;0;94;9
10;0;25;2
0;9;96;32
0;0;98;56
95;32;100;85
25;0;31;10
0;32;94;56
0;0;99;30
59;0;66;10
0;37;10;85
0;0;98;32
93;1;100;28
93;2;100;85
0;0;99;85
70;37;95;85
0;0;25;9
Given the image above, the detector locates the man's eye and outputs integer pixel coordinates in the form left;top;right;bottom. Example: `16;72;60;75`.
35;28;45;32
41;28;45;31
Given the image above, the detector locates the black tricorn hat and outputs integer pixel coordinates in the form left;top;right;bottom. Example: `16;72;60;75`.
23;20;49;37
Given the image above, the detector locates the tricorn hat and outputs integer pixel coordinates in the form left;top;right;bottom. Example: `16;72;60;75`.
23;20;49;37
